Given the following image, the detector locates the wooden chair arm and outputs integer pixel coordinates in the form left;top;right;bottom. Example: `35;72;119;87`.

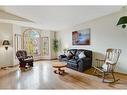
96;59;105;62
106;62;116;66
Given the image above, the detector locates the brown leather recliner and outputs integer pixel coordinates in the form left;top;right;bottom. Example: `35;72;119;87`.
16;50;34;68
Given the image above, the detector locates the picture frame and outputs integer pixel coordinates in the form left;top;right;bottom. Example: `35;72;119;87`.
72;28;90;45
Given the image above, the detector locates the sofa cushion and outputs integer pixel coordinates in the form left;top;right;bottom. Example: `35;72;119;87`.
64;51;73;59
61;58;68;61
67;59;78;69
75;49;85;56
68;59;77;64
84;50;92;58
68;49;77;56
78;51;86;59
67;53;73;59
65;51;71;56
74;56;79;60
67;62;78;70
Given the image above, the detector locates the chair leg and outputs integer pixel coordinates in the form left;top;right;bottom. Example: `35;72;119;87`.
93;68;97;75
102;72;120;83
111;72;120;83
102;72;106;82
112;72;115;82
93;68;102;76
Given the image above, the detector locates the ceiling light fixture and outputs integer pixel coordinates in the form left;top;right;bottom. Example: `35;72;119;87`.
117;6;127;28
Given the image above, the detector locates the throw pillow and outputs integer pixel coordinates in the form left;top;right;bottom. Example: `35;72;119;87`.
78;51;86;59
65;51;73;59
102;59;115;71
65;51;70;56
102;63;108;71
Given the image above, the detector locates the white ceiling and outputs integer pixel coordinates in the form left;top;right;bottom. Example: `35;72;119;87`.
0;6;122;31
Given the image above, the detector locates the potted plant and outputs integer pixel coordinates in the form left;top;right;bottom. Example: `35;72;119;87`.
53;39;59;53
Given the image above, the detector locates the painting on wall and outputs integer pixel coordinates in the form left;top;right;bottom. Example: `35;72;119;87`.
72;28;90;45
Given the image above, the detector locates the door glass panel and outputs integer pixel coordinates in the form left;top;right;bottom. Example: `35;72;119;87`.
23;30;41;56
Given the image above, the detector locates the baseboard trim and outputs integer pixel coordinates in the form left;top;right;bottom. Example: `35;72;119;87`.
0;64;19;70
34;58;58;61
51;58;58;60
91;66;127;75
115;72;127;76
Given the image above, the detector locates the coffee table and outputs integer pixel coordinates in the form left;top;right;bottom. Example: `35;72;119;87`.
52;61;67;75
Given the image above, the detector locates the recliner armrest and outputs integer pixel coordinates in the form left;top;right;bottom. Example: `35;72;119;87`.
17;56;23;59
24;57;33;61
17;57;25;61
27;56;33;58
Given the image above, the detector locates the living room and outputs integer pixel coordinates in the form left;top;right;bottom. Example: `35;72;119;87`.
0;1;127;94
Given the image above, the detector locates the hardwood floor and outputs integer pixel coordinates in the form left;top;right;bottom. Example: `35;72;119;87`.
0;60;127;89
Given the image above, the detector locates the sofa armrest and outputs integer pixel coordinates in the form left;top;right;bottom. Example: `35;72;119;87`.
59;54;67;61
59;54;67;58
77;57;92;72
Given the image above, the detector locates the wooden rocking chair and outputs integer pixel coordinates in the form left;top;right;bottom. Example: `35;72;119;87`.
93;48;121;83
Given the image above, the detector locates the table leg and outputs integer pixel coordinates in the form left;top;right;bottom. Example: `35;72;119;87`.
54;68;65;75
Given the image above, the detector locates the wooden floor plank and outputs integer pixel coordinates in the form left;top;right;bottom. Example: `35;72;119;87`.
0;60;127;89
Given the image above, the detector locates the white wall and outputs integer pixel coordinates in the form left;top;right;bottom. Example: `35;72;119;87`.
0;23;13;68
58;12;127;74
12;24;22;65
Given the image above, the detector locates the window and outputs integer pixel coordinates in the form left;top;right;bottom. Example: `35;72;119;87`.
23;29;41;56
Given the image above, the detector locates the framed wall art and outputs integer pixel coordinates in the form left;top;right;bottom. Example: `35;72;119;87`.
72;28;90;45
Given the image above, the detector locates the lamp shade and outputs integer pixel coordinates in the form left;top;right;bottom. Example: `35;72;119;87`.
2;40;10;45
117;16;127;28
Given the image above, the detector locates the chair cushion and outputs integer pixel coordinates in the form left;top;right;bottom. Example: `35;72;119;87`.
102;63;107;71
16;50;27;59
24;57;33;61
102;59;115;71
